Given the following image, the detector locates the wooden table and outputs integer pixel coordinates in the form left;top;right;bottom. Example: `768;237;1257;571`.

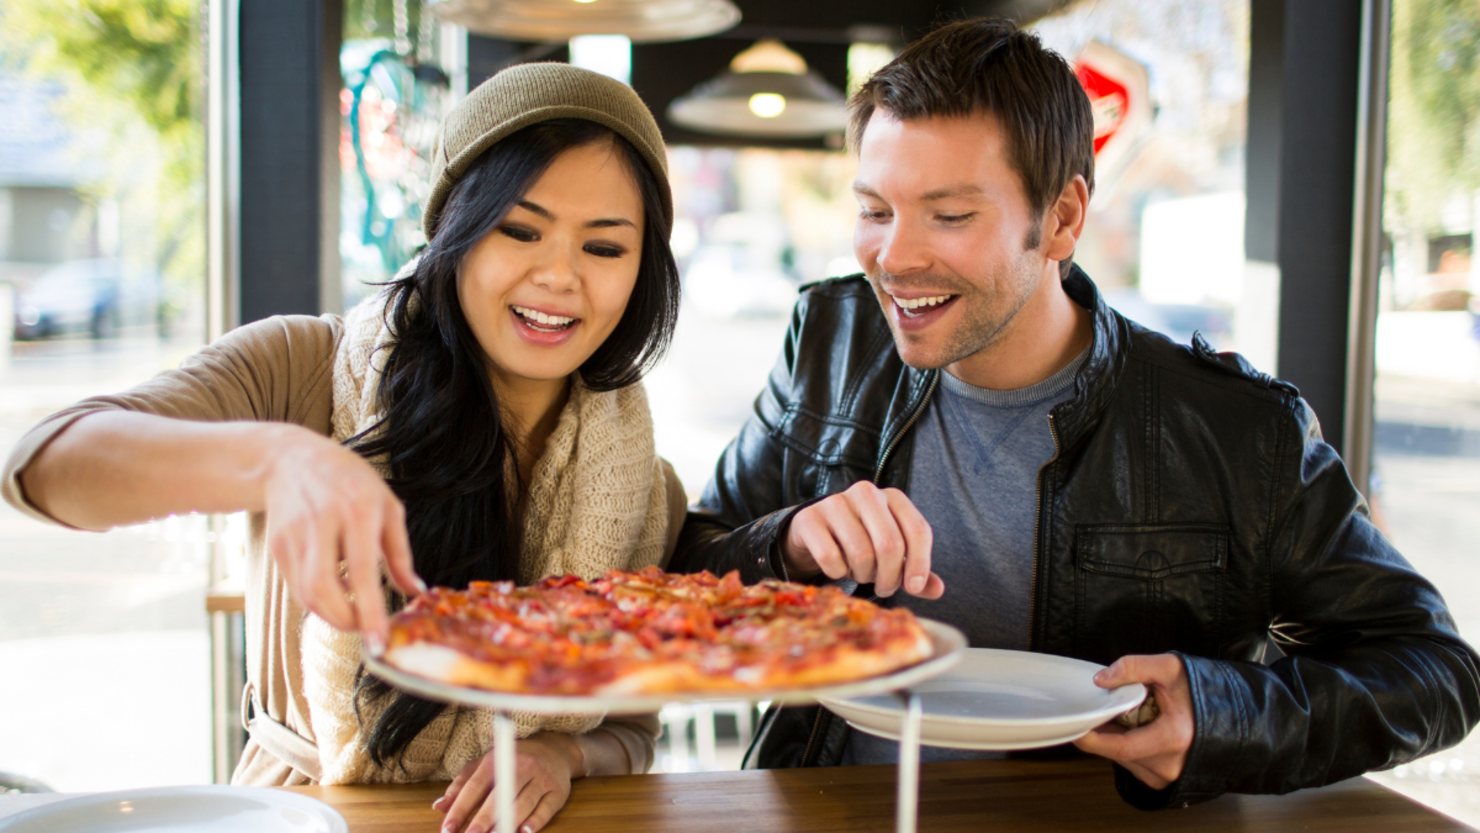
281;758;1478;832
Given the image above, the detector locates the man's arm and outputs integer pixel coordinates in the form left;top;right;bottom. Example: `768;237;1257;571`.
669;293;941;598
1104;401;1480;809
669;302;809;585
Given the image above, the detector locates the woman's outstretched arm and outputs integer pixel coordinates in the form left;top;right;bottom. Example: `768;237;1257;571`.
3;315;424;648
25;411;304;529
20;411;423;648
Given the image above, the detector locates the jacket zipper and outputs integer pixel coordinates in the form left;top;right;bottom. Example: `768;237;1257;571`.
874;372;940;483
1028;412;1062;649
799;706;829;766
802;374;938;767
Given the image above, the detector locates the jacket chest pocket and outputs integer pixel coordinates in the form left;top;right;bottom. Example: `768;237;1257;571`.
775;407;881;498
1072;524;1229;662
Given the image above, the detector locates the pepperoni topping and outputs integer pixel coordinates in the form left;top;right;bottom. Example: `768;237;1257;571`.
386;565;928;695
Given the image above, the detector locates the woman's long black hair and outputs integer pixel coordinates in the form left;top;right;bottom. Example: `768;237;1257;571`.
350;118;680;767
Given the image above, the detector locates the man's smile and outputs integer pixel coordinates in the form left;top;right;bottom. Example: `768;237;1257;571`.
883;289;963;331
891;293;958;317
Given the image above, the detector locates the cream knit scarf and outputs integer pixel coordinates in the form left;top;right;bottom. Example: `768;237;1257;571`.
300;290;669;785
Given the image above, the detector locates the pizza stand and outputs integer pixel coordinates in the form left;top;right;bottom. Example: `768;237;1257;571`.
364;620;968;833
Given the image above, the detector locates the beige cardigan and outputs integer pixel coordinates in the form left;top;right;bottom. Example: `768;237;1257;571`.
1;314;682;785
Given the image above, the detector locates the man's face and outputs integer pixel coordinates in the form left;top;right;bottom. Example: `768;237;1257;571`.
852;110;1053;373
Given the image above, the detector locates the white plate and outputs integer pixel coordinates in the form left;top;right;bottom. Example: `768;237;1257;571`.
0;786;348;833
818;648;1146;750
363;619;967;713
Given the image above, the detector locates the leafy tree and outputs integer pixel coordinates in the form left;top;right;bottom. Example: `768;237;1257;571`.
1385;0;1480;232
0;0;203;296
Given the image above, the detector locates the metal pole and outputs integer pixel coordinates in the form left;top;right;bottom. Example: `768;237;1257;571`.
209;610;230;783
894;691;923;833
1343;0;1392;497
206;0;239;341
205;0;240;784
495;710;517;833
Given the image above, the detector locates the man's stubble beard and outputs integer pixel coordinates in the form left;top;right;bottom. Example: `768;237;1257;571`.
872;245;1042;372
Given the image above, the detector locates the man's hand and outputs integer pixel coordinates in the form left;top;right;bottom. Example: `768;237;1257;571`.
781;481;943;598
1073;654;1194;790
435;733;582;833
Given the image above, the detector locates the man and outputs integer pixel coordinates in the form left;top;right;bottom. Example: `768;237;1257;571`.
671;18;1479;809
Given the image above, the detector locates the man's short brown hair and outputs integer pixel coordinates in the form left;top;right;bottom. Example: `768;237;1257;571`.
850;18;1096;232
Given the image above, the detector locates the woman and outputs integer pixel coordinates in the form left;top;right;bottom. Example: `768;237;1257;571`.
1;63;684;833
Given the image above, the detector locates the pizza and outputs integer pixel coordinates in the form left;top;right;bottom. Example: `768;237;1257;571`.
381;566;934;696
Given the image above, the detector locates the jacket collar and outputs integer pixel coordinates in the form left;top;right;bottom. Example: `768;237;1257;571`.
1054;264;1131;446
880;265;1129;478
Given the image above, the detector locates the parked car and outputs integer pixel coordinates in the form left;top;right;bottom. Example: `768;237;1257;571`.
13;259;164;340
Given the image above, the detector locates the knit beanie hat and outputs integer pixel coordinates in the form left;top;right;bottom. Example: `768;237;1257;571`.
422;62;672;241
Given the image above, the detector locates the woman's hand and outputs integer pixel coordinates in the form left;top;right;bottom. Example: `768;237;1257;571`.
261;425;424;650
435;733;583;833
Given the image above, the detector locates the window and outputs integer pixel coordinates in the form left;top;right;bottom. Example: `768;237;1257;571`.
1034;0;1256;362
0;2;211;790
1362;1;1480;821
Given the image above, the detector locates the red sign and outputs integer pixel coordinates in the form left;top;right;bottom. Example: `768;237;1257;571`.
1072;40;1151;188
1076;63;1129;155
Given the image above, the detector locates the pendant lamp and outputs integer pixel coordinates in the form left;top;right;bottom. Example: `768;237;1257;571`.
668;39;848;139
426;0;740;43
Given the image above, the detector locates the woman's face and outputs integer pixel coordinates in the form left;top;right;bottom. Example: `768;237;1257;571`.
457;140;644;389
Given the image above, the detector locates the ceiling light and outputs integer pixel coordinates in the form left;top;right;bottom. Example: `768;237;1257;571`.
668;39;847;139
748;93;785;118
427;0;740;44
729;38;806;74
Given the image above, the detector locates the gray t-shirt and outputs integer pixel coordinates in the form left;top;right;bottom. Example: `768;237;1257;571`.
841;348;1087;765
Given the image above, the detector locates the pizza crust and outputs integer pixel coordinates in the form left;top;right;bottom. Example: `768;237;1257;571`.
386;642;528;691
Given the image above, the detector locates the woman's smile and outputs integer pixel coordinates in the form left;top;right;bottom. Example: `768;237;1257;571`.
510;303;581;344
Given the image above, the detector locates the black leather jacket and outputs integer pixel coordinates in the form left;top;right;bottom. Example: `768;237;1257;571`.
671;267;1480;809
